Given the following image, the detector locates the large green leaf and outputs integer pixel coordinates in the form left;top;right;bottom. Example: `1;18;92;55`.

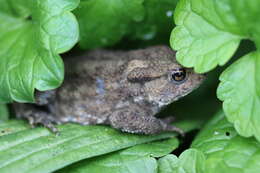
59;138;179;173
171;0;260;73
192;111;260;173
0;0;79;103
171;0;260;141
58;118;202;173
0;120;175;173
170;0;241;73
190;0;260;48
217;52;260;140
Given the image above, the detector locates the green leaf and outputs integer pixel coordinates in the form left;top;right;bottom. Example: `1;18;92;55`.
0;120;30;137
158;155;179;173
0;0;79;103
158;149;205;173
192;111;260;173
190;0;260;49
74;0;145;49
171;0;260;72
59;137;178;173
217;52;260;140
170;0;241;73
171;0;260;144
0;120;175;173
118;137;179;158
61;138;178;173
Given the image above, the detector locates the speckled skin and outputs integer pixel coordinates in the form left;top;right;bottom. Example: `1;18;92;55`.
14;46;205;134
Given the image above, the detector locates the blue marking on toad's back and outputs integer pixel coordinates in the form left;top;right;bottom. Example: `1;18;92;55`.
96;78;105;95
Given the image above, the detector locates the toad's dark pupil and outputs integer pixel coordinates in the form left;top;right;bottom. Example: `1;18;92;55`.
172;69;186;81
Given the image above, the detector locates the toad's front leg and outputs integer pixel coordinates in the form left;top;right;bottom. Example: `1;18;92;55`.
108;108;184;135
14;104;60;133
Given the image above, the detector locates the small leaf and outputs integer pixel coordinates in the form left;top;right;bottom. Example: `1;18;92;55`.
0;120;175;173
217;52;260;140
158;155;179;173
158;149;205;173
0;0;79;102
192;111;260;173
177;149;205;173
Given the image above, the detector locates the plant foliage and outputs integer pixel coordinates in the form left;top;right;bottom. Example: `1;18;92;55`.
1;0;260;172
0;0;79;103
171;0;260;141
0;121;176;173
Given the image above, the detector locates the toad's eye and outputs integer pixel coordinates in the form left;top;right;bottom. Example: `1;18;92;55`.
170;68;186;83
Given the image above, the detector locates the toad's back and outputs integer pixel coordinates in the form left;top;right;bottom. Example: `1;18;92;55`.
55;50;130;124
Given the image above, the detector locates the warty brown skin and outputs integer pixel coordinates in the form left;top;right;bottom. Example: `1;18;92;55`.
14;46;205;135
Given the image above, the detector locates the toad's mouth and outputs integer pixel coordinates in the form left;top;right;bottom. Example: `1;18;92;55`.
151;98;172;109
153;88;200;108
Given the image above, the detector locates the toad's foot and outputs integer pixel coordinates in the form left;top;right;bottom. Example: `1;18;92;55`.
108;109;185;136
26;111;60;133
14;104;60;133
161;116;184;136
164;125;184;137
